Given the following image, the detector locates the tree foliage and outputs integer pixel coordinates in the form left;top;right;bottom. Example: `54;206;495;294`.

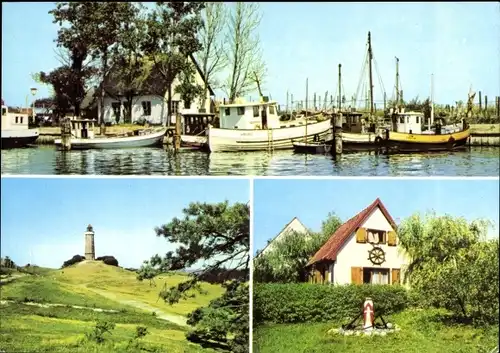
139;201;249;351
223;2;266;101
398;212;499;325
254;213;342;283
96;256;119;267
61;254;86;268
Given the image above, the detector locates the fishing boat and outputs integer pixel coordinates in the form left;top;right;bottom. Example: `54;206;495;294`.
54;118;166;150
1;104;39;148
207;98;331;152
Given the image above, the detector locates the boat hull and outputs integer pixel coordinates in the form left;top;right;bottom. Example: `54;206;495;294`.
54;129;166;150
208;119;331;152
1;129;39;149
342;132;381;152
181;135;208;150
384;129;470;152
292;141;332;154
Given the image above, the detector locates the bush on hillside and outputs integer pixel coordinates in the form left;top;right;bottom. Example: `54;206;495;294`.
61;255;86;268
253;283;408;325
96;256;119;267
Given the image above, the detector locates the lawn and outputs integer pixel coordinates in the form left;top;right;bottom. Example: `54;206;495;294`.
0;261;224;353
253;308;499;353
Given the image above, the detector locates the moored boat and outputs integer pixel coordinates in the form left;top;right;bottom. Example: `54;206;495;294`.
207;99;331;152
1;104;39;149
54;118;166;150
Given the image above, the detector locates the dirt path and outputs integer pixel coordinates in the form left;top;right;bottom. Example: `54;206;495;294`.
85;287;188;327
0;300;118;313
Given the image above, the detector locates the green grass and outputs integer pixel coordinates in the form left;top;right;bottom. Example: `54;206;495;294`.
0;261;224;353
253;308;499;353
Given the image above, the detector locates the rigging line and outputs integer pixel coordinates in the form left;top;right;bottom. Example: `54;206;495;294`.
373;57;386;99
354;43;369;104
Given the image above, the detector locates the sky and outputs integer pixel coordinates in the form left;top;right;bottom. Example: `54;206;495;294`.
2;2;499;108
253;178;500;255
1;177;249;269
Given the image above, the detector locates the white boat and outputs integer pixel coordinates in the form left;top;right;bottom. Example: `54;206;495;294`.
1;105;39;148
54;118;166;150
207;99;331;152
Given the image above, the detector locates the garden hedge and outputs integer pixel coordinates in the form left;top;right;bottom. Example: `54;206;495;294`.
253;283;408;324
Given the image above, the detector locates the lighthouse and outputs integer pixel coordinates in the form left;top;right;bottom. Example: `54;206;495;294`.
84;224;95;260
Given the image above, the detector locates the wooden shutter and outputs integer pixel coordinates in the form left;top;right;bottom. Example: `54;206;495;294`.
387;231;397;246
391;269;400;284
356;228;367;243
351;267;363;284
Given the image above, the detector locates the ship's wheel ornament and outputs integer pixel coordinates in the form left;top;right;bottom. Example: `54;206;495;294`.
368;246;385;265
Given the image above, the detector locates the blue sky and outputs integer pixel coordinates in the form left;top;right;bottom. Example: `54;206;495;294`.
2;2;499;107
1;178;249;268
253;178;500;255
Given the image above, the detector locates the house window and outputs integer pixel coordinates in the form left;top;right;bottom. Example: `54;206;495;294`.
237;107;245;115
399;116;404;123
15;116;18;123
141;101;152;116
172;101;180;114
363;268;389;284
20;116;23;124
366;229;386;244
112;102;121;119
224;108;230;116
416;116;420;123
269;105;275;114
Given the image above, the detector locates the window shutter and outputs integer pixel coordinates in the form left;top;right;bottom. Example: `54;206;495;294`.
391;269;400;284
387;231;397;246
351;267;363;284
356;228;367;243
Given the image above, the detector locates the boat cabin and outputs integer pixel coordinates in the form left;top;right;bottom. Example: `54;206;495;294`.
1;105;30;131
218;99;280;130
341;111;364;133
69;118;97;139
390;109;423;134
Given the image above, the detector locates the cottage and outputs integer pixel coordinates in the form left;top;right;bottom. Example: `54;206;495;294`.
256;217;309;257
306;198;407;285
99;54;215;125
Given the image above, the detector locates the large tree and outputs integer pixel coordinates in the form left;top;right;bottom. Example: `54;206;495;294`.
254;212;342;283
142;2;205;126
398;212;499;325
195;2;227;110
138;201;249;351
223;2;266;101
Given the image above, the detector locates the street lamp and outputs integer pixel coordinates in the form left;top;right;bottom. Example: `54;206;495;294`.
30;87;37;119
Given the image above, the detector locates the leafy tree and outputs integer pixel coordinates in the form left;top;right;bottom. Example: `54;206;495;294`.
2;256;16;269
142;2;205;125
223;2;267;101
140;201;249;351
254;213;342;283
61;254;86;268
398;212;499;325
96;256;119;267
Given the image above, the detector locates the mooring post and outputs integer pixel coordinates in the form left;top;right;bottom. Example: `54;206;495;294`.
61;117;72;151
496;96;500;118
485;95;488;114
332;113;343;155
174;112;181;151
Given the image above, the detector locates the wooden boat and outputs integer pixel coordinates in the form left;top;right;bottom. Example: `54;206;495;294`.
54;118;166;150
207;99;331;152
1;104;39;149
292;140;332;154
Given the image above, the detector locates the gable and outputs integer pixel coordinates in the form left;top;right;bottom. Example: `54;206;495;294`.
257;217;309;257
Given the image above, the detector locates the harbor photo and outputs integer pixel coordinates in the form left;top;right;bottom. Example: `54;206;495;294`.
2;2;499;176
1;177;250;353
252;178;499;353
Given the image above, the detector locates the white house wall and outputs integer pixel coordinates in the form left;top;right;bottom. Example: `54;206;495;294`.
333;207;408;285
102;95;166;125
261;218;309;256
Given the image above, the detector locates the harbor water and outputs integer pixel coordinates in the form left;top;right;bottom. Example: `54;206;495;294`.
1;146;499;176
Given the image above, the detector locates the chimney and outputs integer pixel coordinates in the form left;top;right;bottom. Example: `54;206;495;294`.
84;224;95;260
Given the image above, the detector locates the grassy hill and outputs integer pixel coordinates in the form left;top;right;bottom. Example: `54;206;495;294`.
0;261;224;353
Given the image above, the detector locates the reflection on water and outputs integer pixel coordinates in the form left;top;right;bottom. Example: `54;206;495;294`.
1;146;499;176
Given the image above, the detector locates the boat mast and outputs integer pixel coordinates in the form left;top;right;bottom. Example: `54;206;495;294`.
368;32;374;117
430;73;434;130
395;57;400;110
338;64;342;112
305;78;308;143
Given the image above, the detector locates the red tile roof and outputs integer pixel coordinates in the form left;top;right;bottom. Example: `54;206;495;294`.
307;198;396;266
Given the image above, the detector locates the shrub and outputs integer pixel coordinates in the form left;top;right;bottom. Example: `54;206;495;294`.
253;283;408;325
96;256;119;267
62;255;86;268
85;320;116;344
